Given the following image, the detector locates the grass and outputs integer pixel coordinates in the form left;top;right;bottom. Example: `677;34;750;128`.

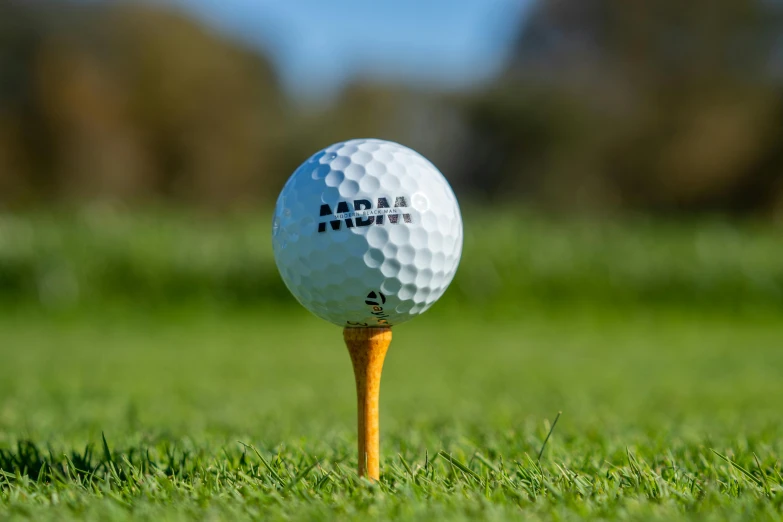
0;210;781;520
0;208;781;312
0;305;782;520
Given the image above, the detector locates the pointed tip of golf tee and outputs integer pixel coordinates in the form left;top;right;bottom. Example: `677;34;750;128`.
343;326;393;481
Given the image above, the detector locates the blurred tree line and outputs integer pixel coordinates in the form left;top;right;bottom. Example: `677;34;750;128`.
1;0;782;216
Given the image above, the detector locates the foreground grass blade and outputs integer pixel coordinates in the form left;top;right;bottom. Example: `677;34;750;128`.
537;411;562;462
710;449;764;487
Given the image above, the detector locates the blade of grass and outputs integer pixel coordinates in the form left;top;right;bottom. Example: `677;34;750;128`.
753;453;771;496
537;411;562;462
437;451;483;485
711;449;763;487
239;442;285;488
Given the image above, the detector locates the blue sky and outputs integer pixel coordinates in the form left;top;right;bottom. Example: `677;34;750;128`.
166;0;530;99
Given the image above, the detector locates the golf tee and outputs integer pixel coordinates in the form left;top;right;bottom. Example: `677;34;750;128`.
343;326;392;481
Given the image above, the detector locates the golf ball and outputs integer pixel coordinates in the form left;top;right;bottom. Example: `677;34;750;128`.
272;138;463;327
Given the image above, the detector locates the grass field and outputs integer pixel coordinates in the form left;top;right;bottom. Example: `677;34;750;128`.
1;212;782;520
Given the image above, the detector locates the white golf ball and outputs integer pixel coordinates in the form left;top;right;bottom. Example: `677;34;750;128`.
272;138;463;327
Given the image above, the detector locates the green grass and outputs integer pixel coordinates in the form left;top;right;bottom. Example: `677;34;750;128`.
0;211;782;520
1;306;782;520
1;208;781;312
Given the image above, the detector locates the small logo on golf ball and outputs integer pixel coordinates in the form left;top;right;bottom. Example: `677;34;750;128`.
365;290;390;326
317;197;411;233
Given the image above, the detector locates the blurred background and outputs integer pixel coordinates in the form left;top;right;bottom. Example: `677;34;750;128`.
1;0;781;313
3;0;783;214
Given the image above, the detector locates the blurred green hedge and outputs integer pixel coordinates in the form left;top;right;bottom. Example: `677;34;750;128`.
1;208;780;314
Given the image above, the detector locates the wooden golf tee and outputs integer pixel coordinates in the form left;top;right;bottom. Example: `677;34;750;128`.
343;326;392;481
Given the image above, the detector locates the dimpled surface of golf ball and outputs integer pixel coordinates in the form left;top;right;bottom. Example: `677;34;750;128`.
272;138;463;327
